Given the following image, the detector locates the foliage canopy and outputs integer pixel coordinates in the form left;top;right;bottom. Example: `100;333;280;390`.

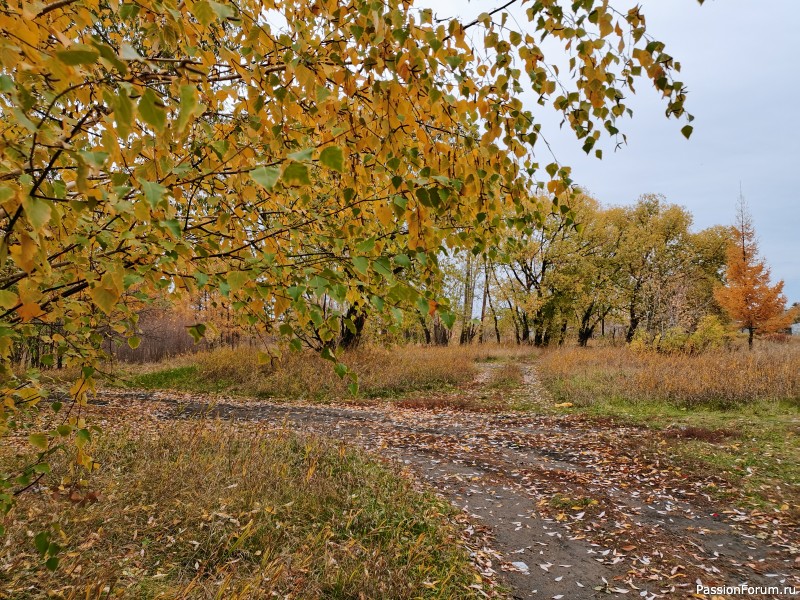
1;0;698;529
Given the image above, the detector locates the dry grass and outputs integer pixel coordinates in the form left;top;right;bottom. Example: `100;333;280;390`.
485;362;525;389
538;343;800;409
536;343;800;509
124;344;537;401
0;421;487;599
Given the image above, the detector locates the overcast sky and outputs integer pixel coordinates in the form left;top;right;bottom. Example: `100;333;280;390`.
424;0;800;302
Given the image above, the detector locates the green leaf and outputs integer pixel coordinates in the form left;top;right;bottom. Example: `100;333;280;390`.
287;285;304;301
316;85;331;103
287;148;313;161
119;42;142;60
357;238;376;253
45;556;59;572
138;88;166;133
334;363;348;379
440;311;456;329
681;125;693;139
319;146;344;172
91;41;127;74
282;162;310;186
251;166;280;190
127;336;141;349
393;254;411;268
390;307;403;324
187;323;206;343
209;0;235;20
161;219;181;238
55;45;100;66
347;381;359;396
76;428;91;447
12;108;36;132
416;296;429;314
352;256;369;275
114;89;133;137
29;433;48;450
32;463;50;474
227;270;249;292
22;196;52;230
0;185;13;203
79;151;109;168
373;257;393;278
34;532;49;555
138;179;167;209
176;84;198;133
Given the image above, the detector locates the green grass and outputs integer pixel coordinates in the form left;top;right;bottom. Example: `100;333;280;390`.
1;422;489;599
125;365;223;392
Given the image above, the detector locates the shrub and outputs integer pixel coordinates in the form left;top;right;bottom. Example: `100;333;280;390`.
687;315;729;353
654;327;690;354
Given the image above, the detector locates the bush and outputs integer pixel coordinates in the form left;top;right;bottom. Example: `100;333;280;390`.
654;327;690;354
687;315;729;353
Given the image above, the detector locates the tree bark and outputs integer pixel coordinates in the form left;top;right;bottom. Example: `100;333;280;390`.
339;305;367;349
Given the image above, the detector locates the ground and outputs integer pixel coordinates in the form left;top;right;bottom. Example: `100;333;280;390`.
83;357;799;600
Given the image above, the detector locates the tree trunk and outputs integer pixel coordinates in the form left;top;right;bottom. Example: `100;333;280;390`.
577;302;595;347
419;315;432;345
748;326;754;350
460;254;476;345
487;284;501;343
339;305;367;349
558;320;568;345
478;259;489;343
519;309;531;344
433;314;451;346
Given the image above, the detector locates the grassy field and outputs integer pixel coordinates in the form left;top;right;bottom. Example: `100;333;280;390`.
0;422;489;599
15;339;797;597
113;340;799;512
536;342;800;510
113;344;534;401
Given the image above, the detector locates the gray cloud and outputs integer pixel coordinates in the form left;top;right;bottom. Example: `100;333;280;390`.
426;0;800;301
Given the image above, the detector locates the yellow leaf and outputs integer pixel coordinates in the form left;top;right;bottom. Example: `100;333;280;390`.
9;234;36;273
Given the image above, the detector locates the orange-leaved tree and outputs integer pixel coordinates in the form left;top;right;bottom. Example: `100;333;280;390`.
715;197;791;349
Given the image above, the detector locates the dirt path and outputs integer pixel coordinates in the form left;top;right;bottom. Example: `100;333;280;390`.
98;363;799;599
